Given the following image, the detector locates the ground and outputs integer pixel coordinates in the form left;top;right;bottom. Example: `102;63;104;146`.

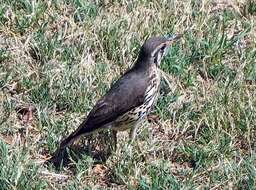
0;0;256;189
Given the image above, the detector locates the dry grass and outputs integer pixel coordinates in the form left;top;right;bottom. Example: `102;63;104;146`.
0;0;256;189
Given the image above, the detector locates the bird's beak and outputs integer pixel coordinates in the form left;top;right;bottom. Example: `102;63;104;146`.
165;33;183;45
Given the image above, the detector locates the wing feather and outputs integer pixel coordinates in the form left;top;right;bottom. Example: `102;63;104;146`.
85;69;148;129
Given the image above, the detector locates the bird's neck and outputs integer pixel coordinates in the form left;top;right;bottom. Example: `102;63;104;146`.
133;56;155;71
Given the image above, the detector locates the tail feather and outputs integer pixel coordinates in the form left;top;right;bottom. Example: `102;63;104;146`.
60;121;98;146
48;122;96;168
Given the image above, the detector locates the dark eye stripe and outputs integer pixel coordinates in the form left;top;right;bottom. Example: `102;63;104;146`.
154;44;166;57
153;44;166;64
154;55;158;64
161;44;166;51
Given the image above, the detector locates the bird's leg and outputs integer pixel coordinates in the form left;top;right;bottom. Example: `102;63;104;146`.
129;123;146;161
129;124;139;141
112;130;117;151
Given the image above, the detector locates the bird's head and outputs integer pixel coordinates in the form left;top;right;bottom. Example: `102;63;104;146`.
135;34;182;68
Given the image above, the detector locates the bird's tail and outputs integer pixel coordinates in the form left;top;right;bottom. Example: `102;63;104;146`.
48;121;95;168
60;121;91;148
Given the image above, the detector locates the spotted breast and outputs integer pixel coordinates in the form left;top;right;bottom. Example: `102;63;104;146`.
112;67;161;131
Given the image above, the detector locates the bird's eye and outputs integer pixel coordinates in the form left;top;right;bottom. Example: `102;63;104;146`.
160;45;166;52
154;56;158;64
153;44;166;65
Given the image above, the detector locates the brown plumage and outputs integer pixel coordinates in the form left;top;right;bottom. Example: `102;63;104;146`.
49;35;182;166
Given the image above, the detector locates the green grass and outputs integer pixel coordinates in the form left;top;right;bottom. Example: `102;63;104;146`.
0;0;256;189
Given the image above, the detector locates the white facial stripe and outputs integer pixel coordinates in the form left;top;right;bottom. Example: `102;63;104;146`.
153;44;168;66
162;47;167;56
157;52;162;65
151;43;166;57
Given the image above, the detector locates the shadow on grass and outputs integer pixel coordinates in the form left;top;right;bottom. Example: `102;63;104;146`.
46;130;117;171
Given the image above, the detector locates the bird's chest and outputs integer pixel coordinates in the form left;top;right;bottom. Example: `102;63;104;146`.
113;69;161;131
143;68;161;112
123;70;161;117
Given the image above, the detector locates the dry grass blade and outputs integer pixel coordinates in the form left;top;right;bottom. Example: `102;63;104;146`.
0;0;255;189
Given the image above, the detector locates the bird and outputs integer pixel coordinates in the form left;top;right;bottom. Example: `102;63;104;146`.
48;34;182;166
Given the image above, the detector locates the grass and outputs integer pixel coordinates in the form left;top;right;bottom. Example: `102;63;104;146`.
0;0;256;189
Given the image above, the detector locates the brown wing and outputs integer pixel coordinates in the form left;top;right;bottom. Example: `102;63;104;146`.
84;69;148;130
59;68;149;147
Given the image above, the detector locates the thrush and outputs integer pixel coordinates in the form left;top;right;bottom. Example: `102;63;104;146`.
49;34;182;166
